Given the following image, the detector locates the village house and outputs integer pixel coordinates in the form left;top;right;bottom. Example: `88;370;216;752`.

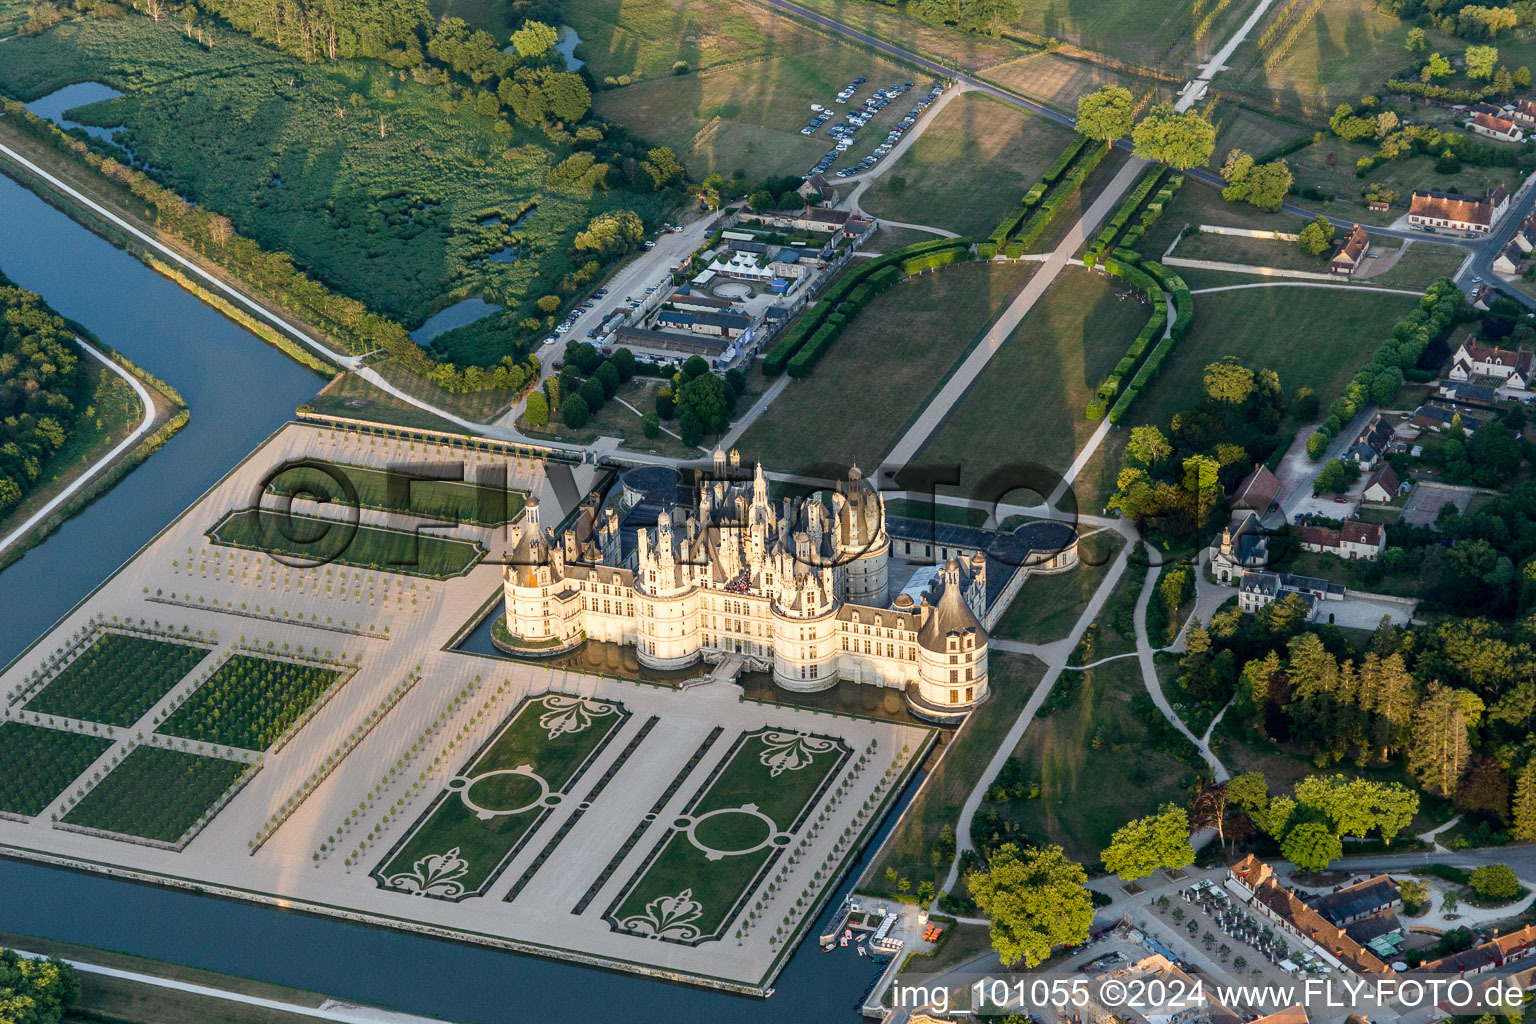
1331;224;1372;276
1227;856;1392;977
1232;464;1283;519
1470;282;1498;311
1346;413;1394;468
1209;512;1277;584
1449;336;1533;390
1511;213;1536;254
1493;240;1525;275
1311;875;1402;927
1468;111;1524;143
653;308;753;341
1413;923;1536;977
1297;518;1387;560
1437;380;1499;408
1362;463;1408;504
1408;187;1510;234
1412;403;1483;433
1513;97;1536;127
757;204;874;237
797;172;836;206
1237;571;1345;617
1368;198;1392;213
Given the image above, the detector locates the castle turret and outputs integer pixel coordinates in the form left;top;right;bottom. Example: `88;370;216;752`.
911;559;988;717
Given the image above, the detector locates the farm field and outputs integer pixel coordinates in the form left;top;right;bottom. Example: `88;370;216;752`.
979;53;1171;115
267;462;527;527
375;692;629;900
914;267;1149;499
767;0;1036;71
157;654;345;752
993;530;1124;645
61;746;250;845
981;658;1201;864
207;509;485;579
23;632;211;728
861;92;1077;238
736;261;1037;472
0;13;668;366
862;652;1045;898
1128;285;1422;430
0;724;113;817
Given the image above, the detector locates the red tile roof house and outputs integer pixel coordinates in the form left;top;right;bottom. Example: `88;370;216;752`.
1232;464;1283;517
1448;336;1533;390
1468;111;1525;143
1408;187;1510;234
1298;519;1387;560
1227;856;1392;977
1413;923;1536;978
1514;98;1536;128
1331;224;1371;276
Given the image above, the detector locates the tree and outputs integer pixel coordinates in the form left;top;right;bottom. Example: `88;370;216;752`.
1313;458;1360;495
595;360;620;398
0;950;80;1024
561;394;589;429
1204;357;1255;405
966;843;1094;968
675;371;730;433
1075;86;1135;142
1297;215;1336;257
1399;878;1430;913
641;412;660;438
1422;52;1454;82
524;391;549;427
1406;26;1428;52
678;408;704;447
1513;759;1536;842
1126;425;1173;468
1470;863;1520;901
1280;821;1343;872
1467;44;1500;79
1101;804;1195;881
1409;683;1473;797
1517;66;1531;88
1493;65;1515;97
574;210;644;257
1294;775;1419;844
956;0;1024;37
509;20;558;58
579;377;605;411
1132;105;1217;170
1457;755;1511;823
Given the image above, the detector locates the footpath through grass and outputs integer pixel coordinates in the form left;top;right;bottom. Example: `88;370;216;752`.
738;261;1036;472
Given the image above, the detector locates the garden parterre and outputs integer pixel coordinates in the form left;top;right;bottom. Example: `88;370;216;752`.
21;631;211;728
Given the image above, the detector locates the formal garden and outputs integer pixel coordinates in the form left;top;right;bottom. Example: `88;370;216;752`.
156;652;348;752
60;745;252;846
208;508;485;579
0;723;113;817
265;461;527;528
603;727;850;945
374;691;630;901
22;631;212;728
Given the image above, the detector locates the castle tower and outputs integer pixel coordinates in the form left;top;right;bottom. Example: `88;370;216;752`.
912;559;989;717
837;465;890;607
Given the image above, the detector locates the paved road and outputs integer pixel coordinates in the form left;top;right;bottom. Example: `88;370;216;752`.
0;337;155;559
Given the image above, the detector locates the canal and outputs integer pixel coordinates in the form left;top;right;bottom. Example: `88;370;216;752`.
0;171;901;1021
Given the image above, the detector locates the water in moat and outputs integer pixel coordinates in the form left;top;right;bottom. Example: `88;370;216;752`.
0;170;901;1020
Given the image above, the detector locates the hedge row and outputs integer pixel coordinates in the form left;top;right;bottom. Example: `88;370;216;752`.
903;248;964;275
1087;255;1171;420
787;323;840;378
1083;166;1166;268
761;234;964;374
1042;135;1091;185
1117;174;1185;255
1142;260;1193;341
1015;142;1110;251
986;181;1053;247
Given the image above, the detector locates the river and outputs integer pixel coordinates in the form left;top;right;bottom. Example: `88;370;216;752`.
0;172;899;1020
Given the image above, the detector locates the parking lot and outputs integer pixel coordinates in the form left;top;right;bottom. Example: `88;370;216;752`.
801;78;944;181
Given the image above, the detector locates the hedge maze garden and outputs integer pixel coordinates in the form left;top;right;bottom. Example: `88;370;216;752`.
265;461;527;528
208;508;485;578
0;723;113;817
157;653;347;752
374;692;630;901
23;632;212;727
604;728;848;945
61;746;252;846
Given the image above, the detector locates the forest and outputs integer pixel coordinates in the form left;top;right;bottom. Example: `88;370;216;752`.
0;270;85;516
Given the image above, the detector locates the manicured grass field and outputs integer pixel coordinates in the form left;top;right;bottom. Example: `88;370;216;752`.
62;746;250;844
994;530;1124;644
24;633;211;728
1129;285;1421;430
0;724;113;817
983;659;1199;863
1284;143;1525;226
375;692;628;900
0;15;668;364
862;92;1077;238
1171;229;1335;273
914;267;1149;499
1079;561;1145;661
307;373;471;436
738;261;1036;472
1209;104;1312;169
1363;241;1469;288
157;654;343;752
207;508;484;578
980;53;1172;115
1137;181;1293;259
863;652;1045;898
267;462;526;527
607;726;847;941
518;377;701;459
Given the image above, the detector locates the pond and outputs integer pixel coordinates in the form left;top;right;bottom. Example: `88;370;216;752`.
409;297;502;345
23;81;124;144
556;25;584;70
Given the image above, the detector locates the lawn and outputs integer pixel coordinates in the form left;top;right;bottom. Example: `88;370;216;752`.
207;508;485;578
1171;229;1338;273
982;658;1200;864
865;225;948;253
1209;103;1313;169
24;632;212;728
861;92;1077;238
306;373;471;435
61;746;251;845
1363;241;1468;288
375;692;629;900
267;461;527;527
914;266;1150;499
1078;561;1145;661
1129;285;1422;431
518;376;702;459
980;52;1174;115
0;14;670;365
586;0;938;180
605;726;849;943
0;724;113;817
1013;0;1204;73
737;260;1036;472
863;652;1045;898
993;530;1124;644
1283;142;1526;226
770;0;1035;71
1137;181;1294;259
157;654;344;752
